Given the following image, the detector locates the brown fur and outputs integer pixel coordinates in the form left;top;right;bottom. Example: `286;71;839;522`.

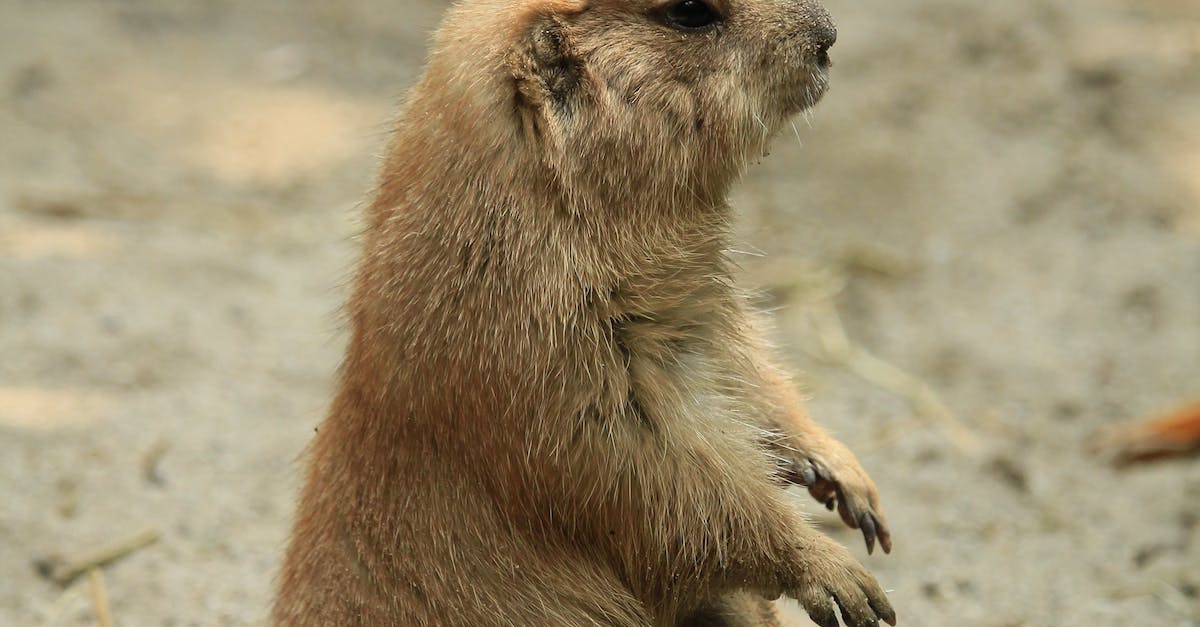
274;1;894;625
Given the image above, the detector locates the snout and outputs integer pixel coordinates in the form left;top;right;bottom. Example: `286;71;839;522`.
812;18;836;58
780;1;837;112
801;3;837;65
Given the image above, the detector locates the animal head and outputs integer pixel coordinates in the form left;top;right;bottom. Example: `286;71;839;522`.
414;0;836;209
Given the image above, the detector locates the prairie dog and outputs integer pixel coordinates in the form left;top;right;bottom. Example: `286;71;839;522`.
274;1;894;626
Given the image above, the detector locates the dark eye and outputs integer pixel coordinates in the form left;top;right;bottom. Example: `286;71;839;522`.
665;0;721;30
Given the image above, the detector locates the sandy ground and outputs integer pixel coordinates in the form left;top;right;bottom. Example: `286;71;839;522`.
2;0;1198;625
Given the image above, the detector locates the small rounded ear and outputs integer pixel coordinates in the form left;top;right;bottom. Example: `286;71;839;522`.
511;14;583;115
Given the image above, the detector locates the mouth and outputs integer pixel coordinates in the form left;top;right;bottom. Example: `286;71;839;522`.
791;62;830;112
770;40;833;115
816;49;832;69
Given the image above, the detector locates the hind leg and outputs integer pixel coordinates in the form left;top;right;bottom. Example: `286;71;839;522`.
679;592;781;627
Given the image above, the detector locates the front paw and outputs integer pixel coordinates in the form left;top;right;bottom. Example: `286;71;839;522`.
790;536;896;627
786;442;891;555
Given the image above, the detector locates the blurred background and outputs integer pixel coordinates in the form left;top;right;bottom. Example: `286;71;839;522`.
1;0;1198;625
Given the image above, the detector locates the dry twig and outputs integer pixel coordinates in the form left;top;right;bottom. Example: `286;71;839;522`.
41;528;160;587
750;258;980;456
800;301;982;456
88;568;114;627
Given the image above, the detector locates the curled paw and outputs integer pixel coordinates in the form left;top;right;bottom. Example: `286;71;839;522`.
788;445;891;555
792;538;896;627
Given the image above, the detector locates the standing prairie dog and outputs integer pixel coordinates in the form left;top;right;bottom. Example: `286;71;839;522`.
275;1;895;626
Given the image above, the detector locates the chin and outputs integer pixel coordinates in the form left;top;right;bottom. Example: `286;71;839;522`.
778;63;830;114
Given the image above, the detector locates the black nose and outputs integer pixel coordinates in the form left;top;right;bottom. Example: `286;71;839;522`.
814;21;837;54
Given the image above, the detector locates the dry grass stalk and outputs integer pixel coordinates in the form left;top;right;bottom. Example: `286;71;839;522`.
801;301;982;456
88;568;114;627
45;528;161;587
749;257;980;456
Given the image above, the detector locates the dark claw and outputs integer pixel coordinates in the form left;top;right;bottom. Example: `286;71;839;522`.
862;575;897;626
818;613;840;627
860;513;877;555
812;598;840;627
833;594;878;627
879;527;893;555
800;464;818;486
836;495;856;530
868;593;896;626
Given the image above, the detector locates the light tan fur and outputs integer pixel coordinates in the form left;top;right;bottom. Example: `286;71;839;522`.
274;1;894;625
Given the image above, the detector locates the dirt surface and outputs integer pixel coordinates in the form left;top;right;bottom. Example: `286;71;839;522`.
2;1;1198;625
